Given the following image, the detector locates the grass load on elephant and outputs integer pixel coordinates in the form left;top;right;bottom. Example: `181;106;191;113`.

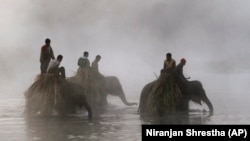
67;67;105;109
138;71;214;116
24;74;92;119
144;73;182;115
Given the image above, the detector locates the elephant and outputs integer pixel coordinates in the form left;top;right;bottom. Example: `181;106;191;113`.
56;80;92;119
100;76;137;106
138;79;213;116
24;74;92;119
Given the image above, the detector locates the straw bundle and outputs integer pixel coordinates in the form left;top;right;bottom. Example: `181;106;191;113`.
24;74;61;115
67;68;103;108
145;73;182;115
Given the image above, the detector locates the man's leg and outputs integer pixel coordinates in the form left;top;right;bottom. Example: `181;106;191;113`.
58;67;66;78
40;62;48;73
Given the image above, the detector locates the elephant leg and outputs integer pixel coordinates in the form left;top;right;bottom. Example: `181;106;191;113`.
80;95;92;120
59;81;93;119
176;96;189;112
99;93;108;106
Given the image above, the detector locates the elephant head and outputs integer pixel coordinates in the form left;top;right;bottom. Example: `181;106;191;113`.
101;76;137;106
184;80;213;115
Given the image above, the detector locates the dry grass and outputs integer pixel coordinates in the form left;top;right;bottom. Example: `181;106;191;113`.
24;74;61;115
67;68;104;108
145;73;182;115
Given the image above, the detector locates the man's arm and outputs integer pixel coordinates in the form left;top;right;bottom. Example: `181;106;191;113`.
172;60;176;68
50;47;55;60
86;59;90;67
40;47;43;62
163;60;166;70
78;58;83;67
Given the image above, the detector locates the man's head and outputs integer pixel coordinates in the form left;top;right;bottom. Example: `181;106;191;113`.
57;55;63;62
96;55;101;61
166;53;172;60
45;38;51;45
180;58;186;65
83;51;89;57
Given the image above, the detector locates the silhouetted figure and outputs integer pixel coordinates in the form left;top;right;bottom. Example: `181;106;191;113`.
78;51;90;69
40;38;55;73
161;53;176;74
145;53;181;115
91;55;101;73
47;55;66;79
91;55;105;103
70;51;103;107
175;58;190;83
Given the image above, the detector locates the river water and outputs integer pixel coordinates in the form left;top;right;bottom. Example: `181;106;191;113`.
0;73;249;141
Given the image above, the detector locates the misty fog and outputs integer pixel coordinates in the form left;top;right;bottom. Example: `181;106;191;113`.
1;0;249;105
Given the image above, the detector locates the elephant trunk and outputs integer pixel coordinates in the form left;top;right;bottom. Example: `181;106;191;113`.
119;90;137;106
106;76;137;106
201;88;214;115
203;96;214;115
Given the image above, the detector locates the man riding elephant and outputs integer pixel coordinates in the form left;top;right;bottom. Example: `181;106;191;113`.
90;55;137;106
68;51;103;109
143;53;182;115
174;58;190;83
47;55;66;79
68;53;137;107
25;53;92;119
138;55;213;116
40;38;55;74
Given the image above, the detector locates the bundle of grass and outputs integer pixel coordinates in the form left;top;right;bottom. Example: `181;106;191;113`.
24;74;93;119
145;73;182;115
24;74;61;116
67;68;103;108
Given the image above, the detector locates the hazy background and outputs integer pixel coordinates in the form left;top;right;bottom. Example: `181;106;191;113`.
0;0;249;105
2;2;250;141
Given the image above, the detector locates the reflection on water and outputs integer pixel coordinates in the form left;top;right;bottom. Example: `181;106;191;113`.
0;97;250;141
24;105;141;141
1;72;250;141
0;98;215;141
139;111;212;125
23;109;212;141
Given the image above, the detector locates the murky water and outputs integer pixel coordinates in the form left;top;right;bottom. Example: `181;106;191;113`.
0;73;249;141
